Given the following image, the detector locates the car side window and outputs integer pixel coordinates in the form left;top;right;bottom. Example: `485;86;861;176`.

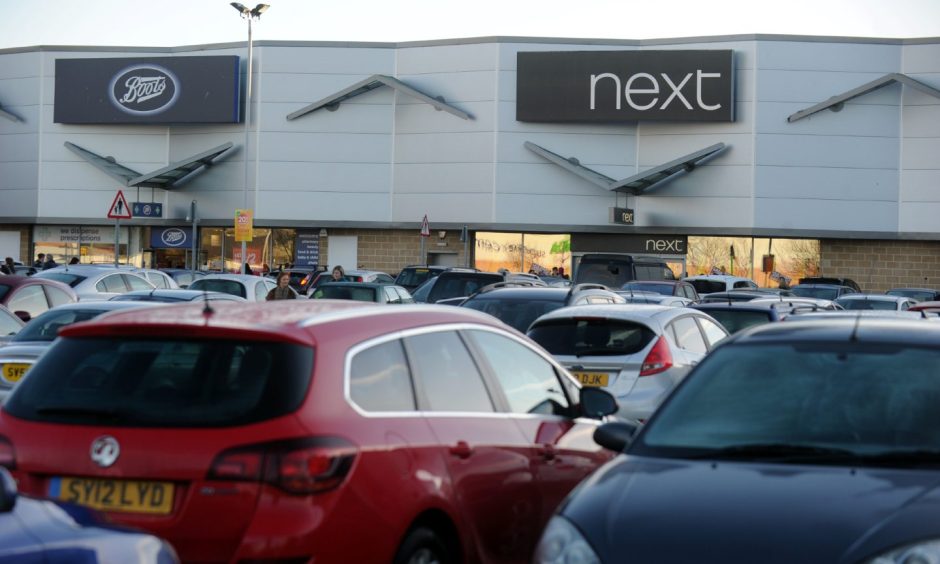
670;316;708;354
125;275;153;291
254;282;268;302
99;274;128;293
149;273;169;289
8;286;49;317
384;286;400;304
404;331;494;413
0;309;21;336
467;330;570;416
349;339;416;411
45;285;73;307
696;316;728;348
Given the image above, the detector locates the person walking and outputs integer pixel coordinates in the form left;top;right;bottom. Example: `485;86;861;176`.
33;253;44;268
265;271;297;301
42;254;57;270
0;257;14;275
329;265;345;282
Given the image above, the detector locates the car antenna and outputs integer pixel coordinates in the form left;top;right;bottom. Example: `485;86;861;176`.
848;312;862;342
201;286;215;321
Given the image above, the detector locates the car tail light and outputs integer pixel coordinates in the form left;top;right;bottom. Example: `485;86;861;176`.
639;336;673;377
208;437;356;495
0;436;16;469
352;276;363;282
301;275;311;286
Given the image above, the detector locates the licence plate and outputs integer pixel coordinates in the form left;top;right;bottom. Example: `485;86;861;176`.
1;363;30;384
573;372;609;387
50;477;174;515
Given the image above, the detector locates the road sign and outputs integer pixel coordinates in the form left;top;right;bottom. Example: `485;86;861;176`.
420;214;430;237
132;202;163;218
107;190;132;219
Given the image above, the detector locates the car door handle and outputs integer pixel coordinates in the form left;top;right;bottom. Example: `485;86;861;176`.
449;441;473;459
539;444;556;461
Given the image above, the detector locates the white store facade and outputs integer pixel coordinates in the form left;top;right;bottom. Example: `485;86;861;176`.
0;34;938;288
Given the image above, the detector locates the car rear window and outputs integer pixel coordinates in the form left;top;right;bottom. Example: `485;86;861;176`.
4;337;313;428
314;285;376;302
688;280;725;294
427;274;502;303
463;297;565;333
791;286;839;300
396;268;438;288
623;282;674;295
190;279;247;298
528;318;656;356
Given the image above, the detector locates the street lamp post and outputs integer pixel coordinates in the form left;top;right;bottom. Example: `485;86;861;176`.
231;3;269;274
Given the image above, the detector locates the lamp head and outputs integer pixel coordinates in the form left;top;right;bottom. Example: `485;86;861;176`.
251;4;270;17
230;2;249;16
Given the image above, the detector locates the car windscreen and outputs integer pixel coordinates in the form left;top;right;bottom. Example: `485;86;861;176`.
427;274;502;303
4;337;314;428
574;260;630;287
633;343;940;461
836;299;897;311
688;280;725;294
791;286;839;300
528;318;656;356
189;279;247;299
396;268;438;289
34;272;86;288
12;308;110;342
463;297;565;332
701;309;773;334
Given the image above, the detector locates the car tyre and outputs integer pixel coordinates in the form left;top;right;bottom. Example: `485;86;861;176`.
393;526;451;564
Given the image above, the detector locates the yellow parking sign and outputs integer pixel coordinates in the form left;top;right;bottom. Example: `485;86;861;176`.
234;209;253;242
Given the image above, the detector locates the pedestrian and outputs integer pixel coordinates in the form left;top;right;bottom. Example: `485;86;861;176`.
68;257;80;265
243;262;253;275
265;271;297;301
33;253;44;268
551;267;559;276
330;265;345;282
42;254;57;270
0;257;14;275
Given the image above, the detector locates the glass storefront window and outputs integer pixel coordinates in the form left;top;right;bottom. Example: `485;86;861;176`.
475;232;571;275
200;227;295;274
687;236;820;288
33;226;131;266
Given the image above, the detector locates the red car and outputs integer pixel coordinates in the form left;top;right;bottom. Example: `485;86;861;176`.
0;300;617;563
0;275;77;321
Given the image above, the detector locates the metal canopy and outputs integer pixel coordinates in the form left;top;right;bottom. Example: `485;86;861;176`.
787;73;940;123
0;102;22;123
65;142;235;189
286;74;473;121
524;141;728;195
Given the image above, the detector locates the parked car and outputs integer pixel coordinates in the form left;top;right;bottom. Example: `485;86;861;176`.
110;289;248;303
886;287;940;302
0;300;618;563
134;269;180;290
188;273;279;302
458;283;626;332
798;276;862;293
790;283;859;300
411;270;504;304
527;304;728;420
910;300;940;314
0;275;78;321
394;265;453;292
272;267;324;295
622;280;700;302
834;294;918;311
698;289;786;303
0;301;163;402
309;282;414;304
0;468;179;563
691;300;797;334
33;265;155;302
682;274;758;295
0;305;25;345
614;291;694;307
157;268;207;289
344;269;395;284
537;318;940;564
573;254;675;287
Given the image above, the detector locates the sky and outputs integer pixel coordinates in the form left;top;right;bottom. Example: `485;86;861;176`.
1;0;940;50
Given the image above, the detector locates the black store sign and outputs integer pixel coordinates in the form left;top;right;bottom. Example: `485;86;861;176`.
571;233;688;255
517;50;734;123
54;56;240;124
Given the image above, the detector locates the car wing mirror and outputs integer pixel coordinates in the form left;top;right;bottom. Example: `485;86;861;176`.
579;386;618;419
0;467;17;512
593;420;639;452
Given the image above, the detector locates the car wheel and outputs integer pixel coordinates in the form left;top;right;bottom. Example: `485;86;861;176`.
393;526;451;564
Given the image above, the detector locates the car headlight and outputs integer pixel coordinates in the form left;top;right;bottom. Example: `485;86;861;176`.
534;516;601;564
870;540;940;564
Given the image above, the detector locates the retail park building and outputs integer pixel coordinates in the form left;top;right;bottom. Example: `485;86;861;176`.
0;33;938;290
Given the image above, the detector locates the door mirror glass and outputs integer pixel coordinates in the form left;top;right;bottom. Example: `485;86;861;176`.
593;420;639;452
579;386;618;418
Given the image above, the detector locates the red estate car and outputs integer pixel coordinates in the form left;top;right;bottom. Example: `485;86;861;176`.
0;275;77;321
0;300;618;563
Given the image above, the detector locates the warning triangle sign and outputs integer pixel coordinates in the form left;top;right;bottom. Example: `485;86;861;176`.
107;190;132;219
420;214;430;237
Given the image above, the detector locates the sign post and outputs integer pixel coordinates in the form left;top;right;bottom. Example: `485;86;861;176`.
235;209;253;273
419;214;430;265
107;190;132;267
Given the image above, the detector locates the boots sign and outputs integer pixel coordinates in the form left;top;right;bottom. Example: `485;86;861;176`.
517;50;734;123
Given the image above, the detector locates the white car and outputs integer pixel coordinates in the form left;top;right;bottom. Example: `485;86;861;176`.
33;265;155;301
527;304;728;421
188;274;283;302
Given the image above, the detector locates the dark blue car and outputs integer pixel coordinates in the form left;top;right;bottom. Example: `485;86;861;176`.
0;467;178;563
536;318;940;564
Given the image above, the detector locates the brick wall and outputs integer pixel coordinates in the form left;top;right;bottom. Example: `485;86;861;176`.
820;239;940;292
321;228;470;276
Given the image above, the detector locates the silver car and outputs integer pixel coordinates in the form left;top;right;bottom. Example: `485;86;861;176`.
834;294;919;311
0;301;162;402
32;265;155;301
527;304;728;420
188;273;280;302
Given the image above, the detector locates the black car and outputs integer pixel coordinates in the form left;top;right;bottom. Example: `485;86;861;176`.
410;270;504;304
274;267;325;295
690;300;794;334
573;254;675;287
458;283;624;332
393;265;454;292
535;318;940;564
790;283;857;300
798;276;862;293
